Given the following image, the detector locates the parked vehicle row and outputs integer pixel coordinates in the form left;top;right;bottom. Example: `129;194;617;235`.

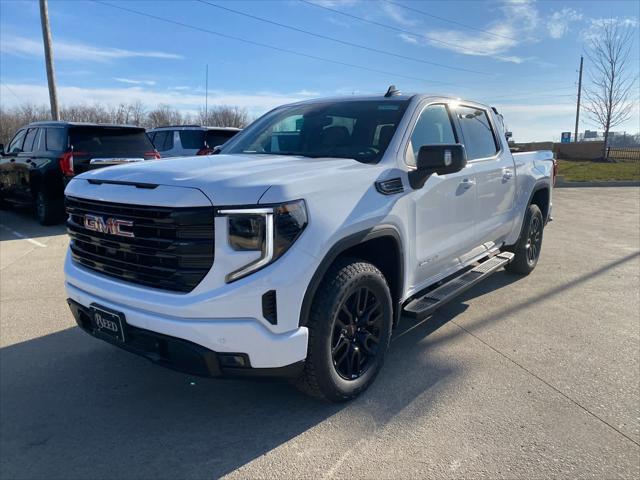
62;87;556;401
0;122;158;224
0;122;240;224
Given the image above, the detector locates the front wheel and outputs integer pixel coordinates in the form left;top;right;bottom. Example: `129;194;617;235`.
296;258;393;402
505;203;544;275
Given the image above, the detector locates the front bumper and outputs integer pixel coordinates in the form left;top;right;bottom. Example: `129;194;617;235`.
67;299;305;378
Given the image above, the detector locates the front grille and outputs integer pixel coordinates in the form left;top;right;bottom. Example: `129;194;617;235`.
66;196;214;293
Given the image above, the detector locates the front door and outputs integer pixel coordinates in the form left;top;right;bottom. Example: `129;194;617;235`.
407;103;478;289
0;128;27;199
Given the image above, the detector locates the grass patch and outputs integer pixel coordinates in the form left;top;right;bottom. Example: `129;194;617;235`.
557;159;640;182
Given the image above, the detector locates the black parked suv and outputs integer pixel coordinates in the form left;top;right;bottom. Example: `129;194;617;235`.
0;122;159;225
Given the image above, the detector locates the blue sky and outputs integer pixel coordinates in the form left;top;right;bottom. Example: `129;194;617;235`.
1;0;638;141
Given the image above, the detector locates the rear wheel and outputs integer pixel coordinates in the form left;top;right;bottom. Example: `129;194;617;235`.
35;191;63;225
505;203;544;275
296;258;393;402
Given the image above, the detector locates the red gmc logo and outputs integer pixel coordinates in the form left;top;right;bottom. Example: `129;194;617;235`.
84;214;134;238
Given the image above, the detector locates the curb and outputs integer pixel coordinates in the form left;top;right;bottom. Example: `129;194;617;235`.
555;176;640;188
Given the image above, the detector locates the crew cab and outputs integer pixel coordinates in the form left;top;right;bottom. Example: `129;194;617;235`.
0;122;159;224
63;88;554;401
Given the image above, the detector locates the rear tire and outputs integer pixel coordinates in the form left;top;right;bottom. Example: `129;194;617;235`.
296;258;393;402
35;191;63;226
505;203;544;275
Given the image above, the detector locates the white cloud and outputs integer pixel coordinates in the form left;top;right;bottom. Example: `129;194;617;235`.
398;33;418;45
309;0;359;7
581;17;639;42
0;35;183;62
381;1;418;27
547;8;583;39
0;83;316;116
114;78;157;86
396;0;540;63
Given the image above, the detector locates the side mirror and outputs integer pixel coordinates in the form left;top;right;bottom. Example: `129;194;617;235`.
212;145;223;155
409;144;467;189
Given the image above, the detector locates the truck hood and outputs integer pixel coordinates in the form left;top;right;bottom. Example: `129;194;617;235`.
76;153;374;205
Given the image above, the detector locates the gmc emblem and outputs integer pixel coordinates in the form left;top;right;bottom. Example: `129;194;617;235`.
84;214;134;238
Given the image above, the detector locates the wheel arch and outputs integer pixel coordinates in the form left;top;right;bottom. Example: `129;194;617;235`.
299;225;405;328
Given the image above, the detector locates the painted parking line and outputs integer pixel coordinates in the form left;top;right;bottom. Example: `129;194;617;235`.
0;224;47;248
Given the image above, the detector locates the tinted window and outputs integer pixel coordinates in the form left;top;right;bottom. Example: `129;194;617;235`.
69;127;153;155
22;128;39;152
7;129;27;154
455;105;498;160
204;130;238;148
179;130;205;149
224;100;409;163
46;128;66;151
152;130;174;151
406;104;456;166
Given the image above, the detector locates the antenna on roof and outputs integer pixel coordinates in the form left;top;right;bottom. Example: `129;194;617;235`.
384;85;400;97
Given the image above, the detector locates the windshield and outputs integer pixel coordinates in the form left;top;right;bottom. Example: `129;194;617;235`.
222;100;410;163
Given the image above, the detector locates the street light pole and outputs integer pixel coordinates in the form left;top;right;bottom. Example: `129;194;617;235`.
39;0;60;120
574;55;583;143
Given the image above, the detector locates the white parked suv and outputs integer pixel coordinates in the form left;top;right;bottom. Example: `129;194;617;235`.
147;125;240;157
64;88;555;401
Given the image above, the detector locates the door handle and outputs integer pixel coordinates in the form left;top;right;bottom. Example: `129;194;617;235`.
502;169;514;180
460;178;475;189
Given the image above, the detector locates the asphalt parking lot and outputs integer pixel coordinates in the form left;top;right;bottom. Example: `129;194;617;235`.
1;187;639;480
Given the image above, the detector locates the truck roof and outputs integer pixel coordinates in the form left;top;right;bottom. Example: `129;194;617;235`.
281;92;492;111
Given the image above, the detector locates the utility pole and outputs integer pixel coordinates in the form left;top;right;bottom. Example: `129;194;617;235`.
574;55;583;143
205;64;209;122
39;0;59;120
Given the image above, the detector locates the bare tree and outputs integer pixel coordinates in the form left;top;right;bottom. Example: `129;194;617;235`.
583;20;637;160
198;105;249;128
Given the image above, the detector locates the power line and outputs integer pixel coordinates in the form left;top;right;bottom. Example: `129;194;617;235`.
197;0;492;76
386;0;518;42
94;1;460;88
0;83;22;103
299;0;505;58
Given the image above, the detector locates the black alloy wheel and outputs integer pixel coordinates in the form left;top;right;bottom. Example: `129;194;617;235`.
525;214;542;265
331;287;383;380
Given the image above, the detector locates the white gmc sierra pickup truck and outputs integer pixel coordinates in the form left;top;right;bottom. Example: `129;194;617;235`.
64;88;555;401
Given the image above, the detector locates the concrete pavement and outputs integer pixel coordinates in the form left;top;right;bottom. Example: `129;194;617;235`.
1;188;639;479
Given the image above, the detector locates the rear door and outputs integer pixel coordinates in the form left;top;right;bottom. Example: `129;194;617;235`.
454;104;516;246
407;103;478;287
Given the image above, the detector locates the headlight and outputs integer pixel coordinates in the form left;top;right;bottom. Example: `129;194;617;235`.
220;200;308;282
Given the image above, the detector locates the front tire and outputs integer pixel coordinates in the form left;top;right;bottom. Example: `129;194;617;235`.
505;203;544;275
296;258;393;402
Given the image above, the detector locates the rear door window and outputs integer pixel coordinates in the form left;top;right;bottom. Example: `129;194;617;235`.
455;105;498;160
151;130;174;151
69;127;154;156
178;130;205;149
22;128;39;153
45;128;67;151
